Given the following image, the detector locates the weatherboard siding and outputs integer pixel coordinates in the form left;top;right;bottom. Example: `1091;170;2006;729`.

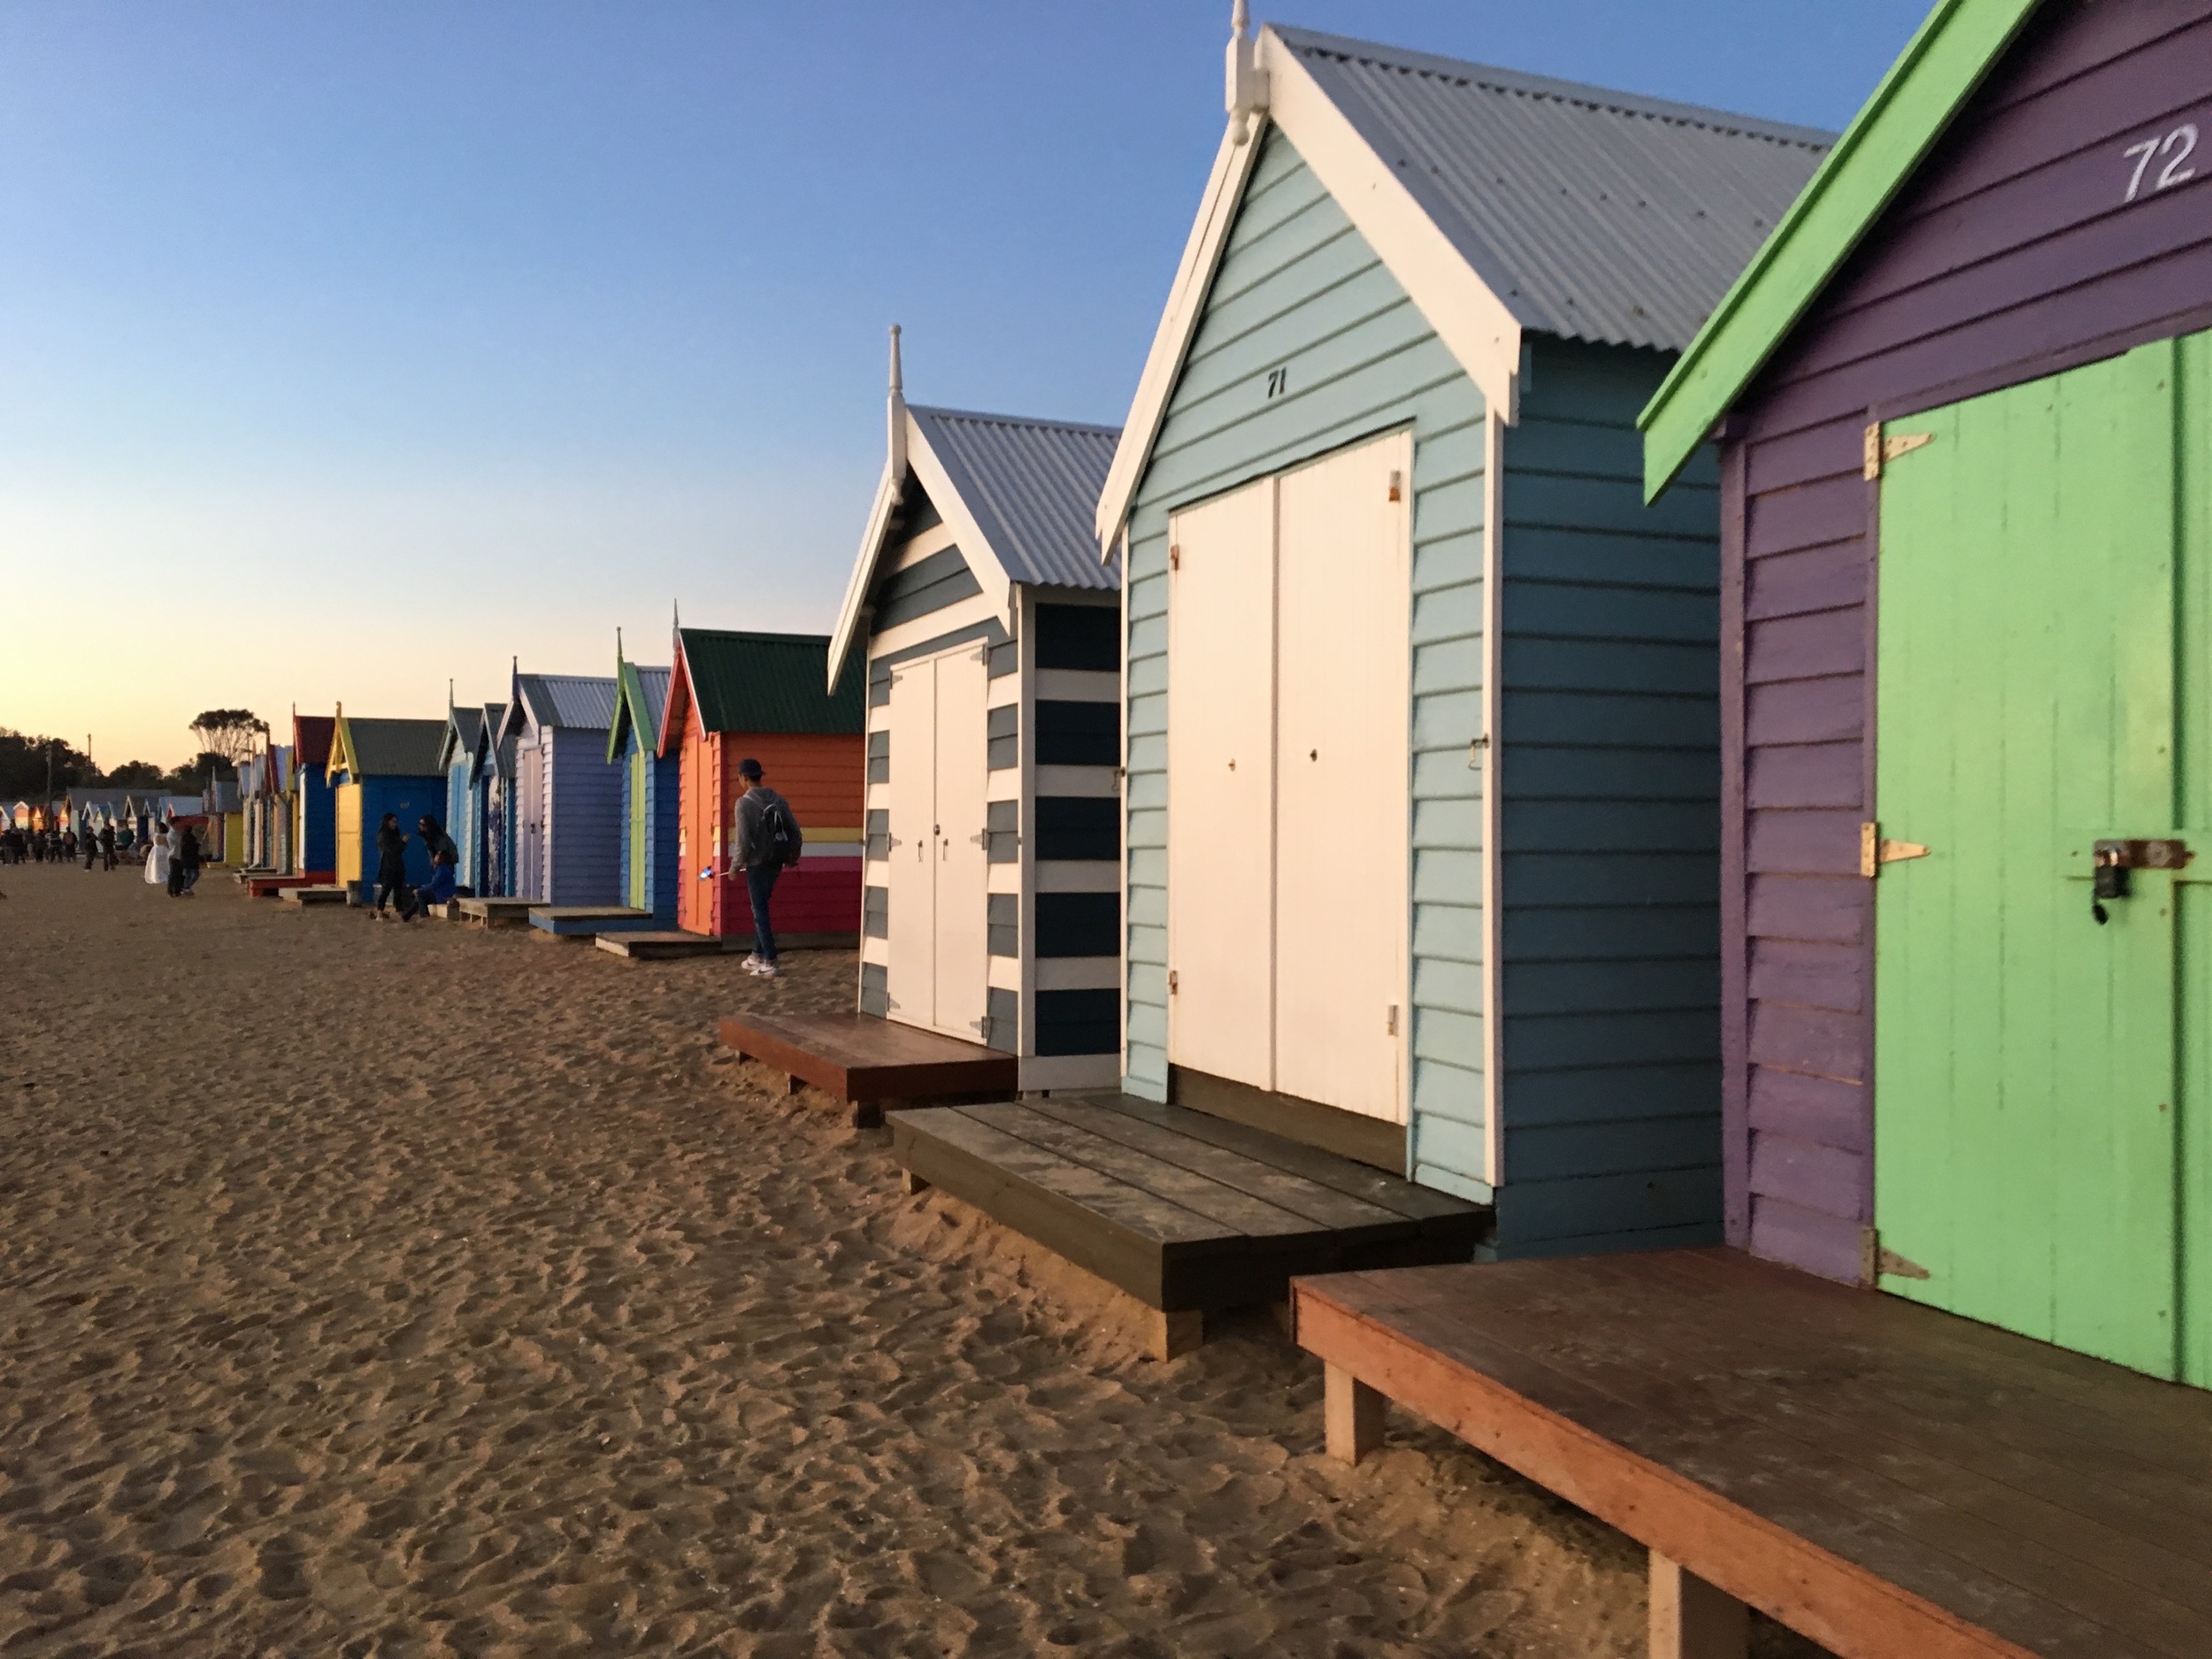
1120;127;1489;1174
545;728;623;908
1493;335;1723;1255
1723;0;2212;1283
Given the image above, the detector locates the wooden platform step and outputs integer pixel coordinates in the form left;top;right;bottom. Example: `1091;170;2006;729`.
528;905;659;936
717;1010;1018;1128
1296;1249;2212;1659
245;874;318;897
457;897;537;927
596;931;722;960
890;1095;1486;1358
279;886;349;906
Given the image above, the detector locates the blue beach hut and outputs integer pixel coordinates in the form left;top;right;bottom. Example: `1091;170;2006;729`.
439;698;488;896
327;708;447;900
608;639;678;924
1097;17;1829;1256
492;669;623;905
291;712;338;881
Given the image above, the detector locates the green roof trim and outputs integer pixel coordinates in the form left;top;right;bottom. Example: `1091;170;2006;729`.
608;654;645;764
1638;0;2042;499
676;628;864;737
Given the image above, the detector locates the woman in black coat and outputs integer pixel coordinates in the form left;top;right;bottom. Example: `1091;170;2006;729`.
373;813;409;915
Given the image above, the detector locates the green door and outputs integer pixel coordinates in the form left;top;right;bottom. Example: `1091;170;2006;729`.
627;742;649;911
1875;331;2212;1386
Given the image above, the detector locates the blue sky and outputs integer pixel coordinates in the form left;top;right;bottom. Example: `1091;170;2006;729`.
0;1;1931;767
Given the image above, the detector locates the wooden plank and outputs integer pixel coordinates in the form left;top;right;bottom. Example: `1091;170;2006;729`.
958;1102;1332;1240
1019;1097;1415;1238
1324;1363;1386;1464
1295;1277;2041;1659
1300;1253;2212;1658
1101;1092;1477;1229
715;1011;1017;1102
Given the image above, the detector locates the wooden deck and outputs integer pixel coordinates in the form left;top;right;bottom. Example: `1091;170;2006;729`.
596;931;722;960
892;1095;1486;1358
1294;1249;2212;1659
716;1010;1018;1129
527;905;659;936
278;885;349;906
456;897;537;927
244;873;318;897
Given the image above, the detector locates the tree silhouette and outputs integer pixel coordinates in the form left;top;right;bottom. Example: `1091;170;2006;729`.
188;710;265;768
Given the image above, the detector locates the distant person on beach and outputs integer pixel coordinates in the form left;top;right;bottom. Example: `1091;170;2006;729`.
62;828;77;863
82;826;97;870
373;813;408;915
731;757;803;978
400;815;457;922
144;822;171;888
167;822;201;897
98;822;116;871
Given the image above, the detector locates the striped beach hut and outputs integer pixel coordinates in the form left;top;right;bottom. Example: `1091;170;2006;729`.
478;700;518;897
327;708;447;899
290;713;337;882
1098;17;1827;1248
829;331;1124;1083
1639;0;2212;1384
492;671;623;905
662;628;865;941
608;641;679;924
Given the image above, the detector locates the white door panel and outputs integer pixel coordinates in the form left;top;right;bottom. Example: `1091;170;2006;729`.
1275;433;1412;1123
884;664;934;1026
1166;476;1278;1090
933;646;992;1042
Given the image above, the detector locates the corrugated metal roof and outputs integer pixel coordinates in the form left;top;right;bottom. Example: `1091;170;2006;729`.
517;673;618;733
909;406;1122;590
678;629;864;736
1272;27;1833;353
343;717;447;778
448;705;484;749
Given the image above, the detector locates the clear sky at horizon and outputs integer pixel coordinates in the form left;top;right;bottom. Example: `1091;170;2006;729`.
1;1;1930;770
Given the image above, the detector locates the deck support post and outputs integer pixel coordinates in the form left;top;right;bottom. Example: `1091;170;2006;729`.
851;1102;884;1130
1143;1308;1203;1362
1648;1551;1747;1659
783;1073;804;1096
1324;1363;1386;1464
902;1170;931;1194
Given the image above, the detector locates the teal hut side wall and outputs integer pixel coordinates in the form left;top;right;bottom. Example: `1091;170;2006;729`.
1121;127;1490;1181
1490;335;1722;1257
1122;127;1724;1256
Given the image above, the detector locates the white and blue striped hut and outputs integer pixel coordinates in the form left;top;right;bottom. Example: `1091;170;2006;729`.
491;670;623;906
829;331;1123;1090
1097;13;1828;1255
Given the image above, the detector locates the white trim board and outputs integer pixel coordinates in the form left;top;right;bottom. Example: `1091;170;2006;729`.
1094;24;1526;556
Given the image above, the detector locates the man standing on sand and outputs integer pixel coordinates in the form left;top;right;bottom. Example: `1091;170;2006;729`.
730;757;803;978
98;821;116;872
373;813;409;915
168;821;202;897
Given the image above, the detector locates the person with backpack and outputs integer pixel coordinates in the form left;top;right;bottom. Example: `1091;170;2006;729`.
731;757;802;977
399;815;458;921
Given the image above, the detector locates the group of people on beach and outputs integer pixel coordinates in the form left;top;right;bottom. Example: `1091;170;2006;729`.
373;812;460;922
0;821;121;869
138;818;205;896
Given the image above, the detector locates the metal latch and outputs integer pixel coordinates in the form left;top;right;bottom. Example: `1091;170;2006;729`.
1168;969;1179;995
2092;838;2192;924
1859;822;1929;879
1863;426;1934;480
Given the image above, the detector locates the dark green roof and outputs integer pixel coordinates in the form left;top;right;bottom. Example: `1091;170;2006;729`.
676;629;863;736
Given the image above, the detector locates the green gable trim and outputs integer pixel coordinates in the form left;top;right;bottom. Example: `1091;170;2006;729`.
606;657;648;764
678;628;864;736
1638;0;2041;499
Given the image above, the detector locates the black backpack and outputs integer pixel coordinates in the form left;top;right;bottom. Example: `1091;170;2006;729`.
760;796;803;864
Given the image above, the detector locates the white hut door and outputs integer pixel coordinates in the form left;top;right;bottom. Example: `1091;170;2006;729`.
1166;476;1278;1090
885;664;937;1026
518;740;544;901
1275;433;1411;1124
932;646;991;1042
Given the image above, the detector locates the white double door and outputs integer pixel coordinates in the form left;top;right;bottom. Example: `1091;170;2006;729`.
885;643;993;1043
1166;430;1412;1124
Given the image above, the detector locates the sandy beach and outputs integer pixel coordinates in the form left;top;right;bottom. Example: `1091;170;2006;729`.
0;865;1824;1657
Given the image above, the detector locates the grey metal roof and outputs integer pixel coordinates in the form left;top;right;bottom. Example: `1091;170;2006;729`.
1271;27;1834;353
449;704;484;749
517;673;618;733
345;717;448;778
909;406;1123;591
634;665;672;740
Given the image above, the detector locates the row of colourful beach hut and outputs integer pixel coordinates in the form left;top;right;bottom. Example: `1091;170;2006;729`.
238;0;2212;1413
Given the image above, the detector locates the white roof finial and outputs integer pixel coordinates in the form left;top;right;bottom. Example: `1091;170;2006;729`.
1226;0;1269;144
887;323;908;505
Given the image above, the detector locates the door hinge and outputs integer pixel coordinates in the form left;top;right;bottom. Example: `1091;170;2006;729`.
1387;470;1402;503
1863;426;1934;480
1168;969;1179;995
1860;1228;1931;1285
1386;1003;1399;1036
1860;821;1930;879
1169;542;1180;571
1468;733;1489;768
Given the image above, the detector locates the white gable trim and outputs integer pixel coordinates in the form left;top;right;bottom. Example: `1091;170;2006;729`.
1094;25;1525;553
826;407;1016;691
